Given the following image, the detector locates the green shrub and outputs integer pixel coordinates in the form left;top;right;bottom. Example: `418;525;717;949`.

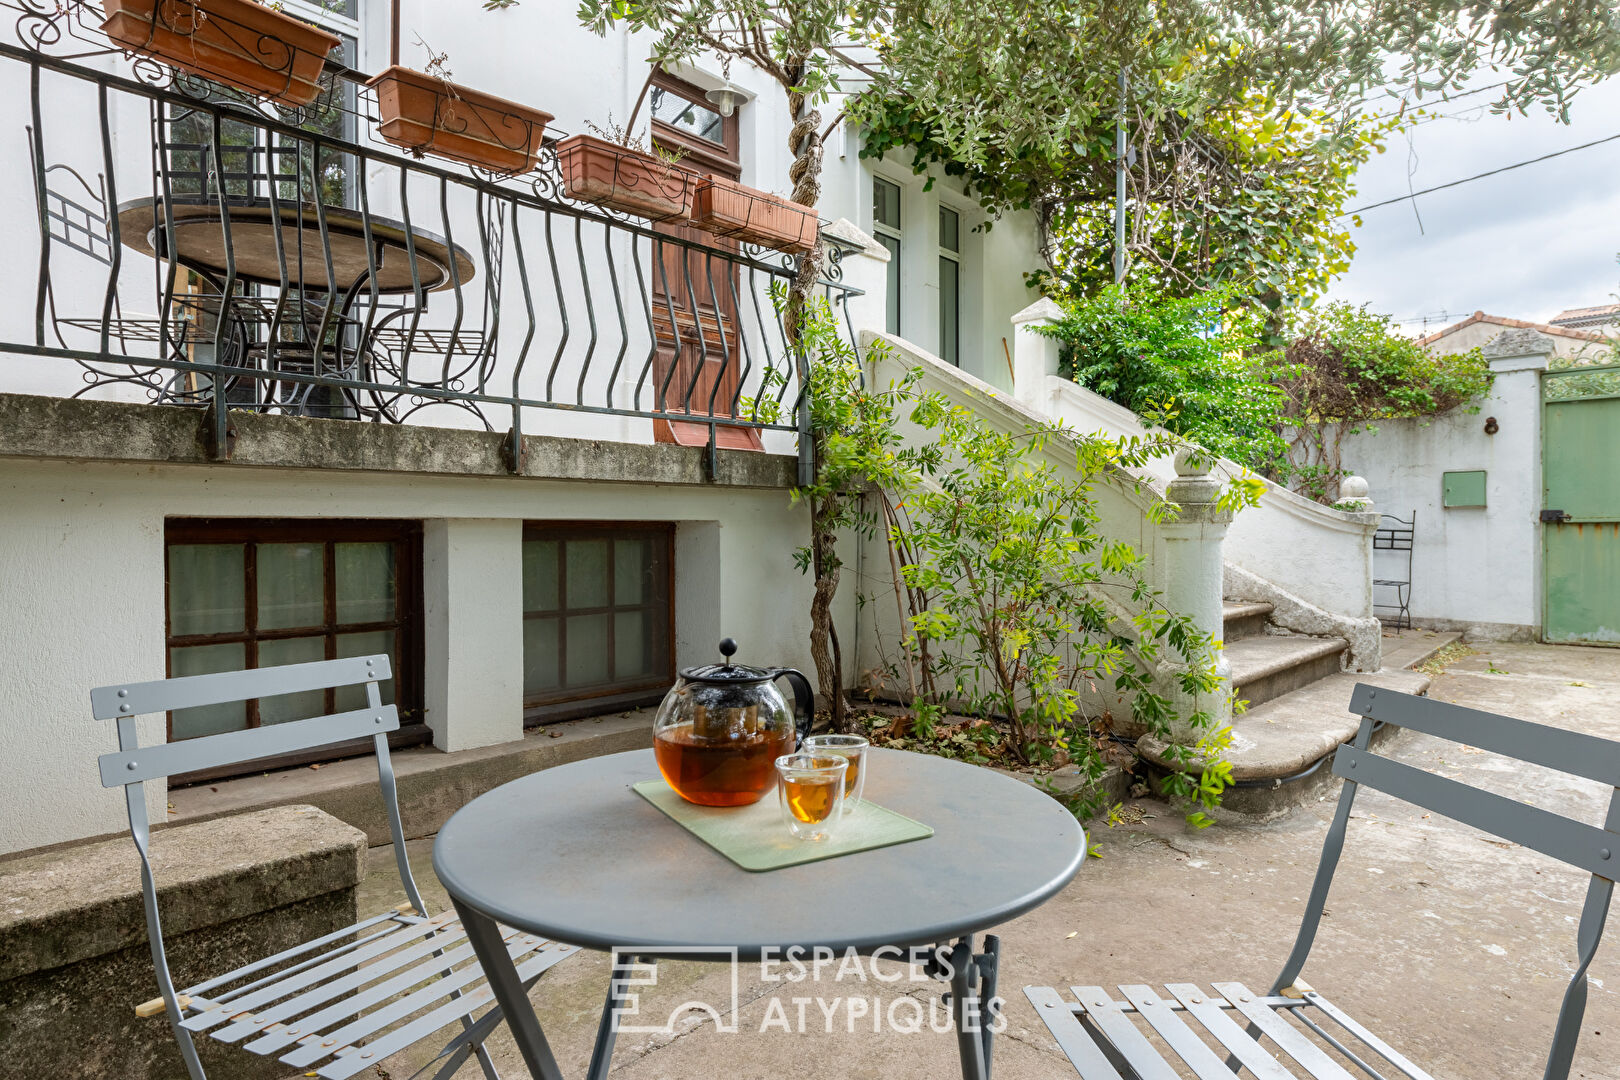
1035;284;1290;475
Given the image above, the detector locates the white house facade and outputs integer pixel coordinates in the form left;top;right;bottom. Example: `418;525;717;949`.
0;0;1049;856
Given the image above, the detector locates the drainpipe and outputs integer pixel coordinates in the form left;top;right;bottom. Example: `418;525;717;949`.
1112;66;1127;284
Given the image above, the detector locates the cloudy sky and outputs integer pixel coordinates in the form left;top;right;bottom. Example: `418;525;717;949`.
1327;77;1620;332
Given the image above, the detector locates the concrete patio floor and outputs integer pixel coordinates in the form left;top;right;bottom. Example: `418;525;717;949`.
350;640;1620;1079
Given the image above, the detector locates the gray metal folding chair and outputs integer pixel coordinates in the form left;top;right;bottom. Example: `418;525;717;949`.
1026;684;1618;1080
93;655;580;1080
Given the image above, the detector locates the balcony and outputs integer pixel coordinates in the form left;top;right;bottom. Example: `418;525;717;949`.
0;1;860;481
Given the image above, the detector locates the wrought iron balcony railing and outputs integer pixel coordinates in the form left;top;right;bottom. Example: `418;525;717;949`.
3;1;860;481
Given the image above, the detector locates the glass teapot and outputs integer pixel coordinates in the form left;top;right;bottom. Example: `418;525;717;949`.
653;637;814;806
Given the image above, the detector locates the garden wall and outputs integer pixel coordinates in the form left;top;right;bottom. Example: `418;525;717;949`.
1333;331;1550;639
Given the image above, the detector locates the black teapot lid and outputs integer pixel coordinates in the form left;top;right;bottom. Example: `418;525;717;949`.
678;638;774;683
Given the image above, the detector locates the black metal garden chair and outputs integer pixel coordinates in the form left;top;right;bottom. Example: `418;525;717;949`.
94;655;580;1079
1026;684;1618;1080
1373;512;1415;630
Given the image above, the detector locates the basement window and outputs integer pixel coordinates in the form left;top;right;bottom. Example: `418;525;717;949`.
522;523;675;723
163;518;426;781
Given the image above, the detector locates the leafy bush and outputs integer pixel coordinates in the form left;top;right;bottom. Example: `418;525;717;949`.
1274;302;1492;501
1034;285;1291;475
769;300;1237;824
882;398;1234;823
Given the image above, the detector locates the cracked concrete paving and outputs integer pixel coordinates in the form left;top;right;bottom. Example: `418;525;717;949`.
348;641;1620;1079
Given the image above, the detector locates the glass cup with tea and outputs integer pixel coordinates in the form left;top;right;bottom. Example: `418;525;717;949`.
774;753;848;841
802;734;869;810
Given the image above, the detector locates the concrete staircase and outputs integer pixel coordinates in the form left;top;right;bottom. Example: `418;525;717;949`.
1222;603;1348;710
1138;601;1455;817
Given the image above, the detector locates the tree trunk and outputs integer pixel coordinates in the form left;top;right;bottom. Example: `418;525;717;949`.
808;488;848;729
779;67;847;729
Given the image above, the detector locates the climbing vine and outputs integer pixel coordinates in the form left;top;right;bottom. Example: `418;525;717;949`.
1272;303;1493;503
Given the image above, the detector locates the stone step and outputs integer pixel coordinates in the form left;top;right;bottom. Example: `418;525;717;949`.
1222;600;1274;642
1226;634;1347;710
1139;667;1434;817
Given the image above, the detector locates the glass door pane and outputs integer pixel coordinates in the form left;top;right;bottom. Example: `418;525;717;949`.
169;544;246;636
169;642;248;737
258;542;325;629
336;541;395;623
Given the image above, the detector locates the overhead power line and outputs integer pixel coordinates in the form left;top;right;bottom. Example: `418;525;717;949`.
1340;131;1620;217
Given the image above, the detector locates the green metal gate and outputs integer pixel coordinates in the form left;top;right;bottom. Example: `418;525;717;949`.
1543;360;1620;644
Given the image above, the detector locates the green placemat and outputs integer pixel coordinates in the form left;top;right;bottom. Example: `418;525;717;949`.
632;779;934;872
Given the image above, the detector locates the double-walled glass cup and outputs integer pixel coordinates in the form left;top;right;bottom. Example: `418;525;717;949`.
774;753;848;841
802;734;869;809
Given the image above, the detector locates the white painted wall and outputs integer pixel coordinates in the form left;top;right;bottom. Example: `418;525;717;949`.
1336;333;1550;637
0;454;841;855
0;463;169;855
423;518;524;751
858;151;1040;390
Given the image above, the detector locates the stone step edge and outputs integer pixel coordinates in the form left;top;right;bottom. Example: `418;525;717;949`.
1225;635;1348;685
1136;669;1433;782
1221;600;1274;622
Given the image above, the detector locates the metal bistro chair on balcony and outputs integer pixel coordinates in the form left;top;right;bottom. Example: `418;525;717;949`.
1373;512;1416;630
92;655;580;1080
1026;684;1618;1080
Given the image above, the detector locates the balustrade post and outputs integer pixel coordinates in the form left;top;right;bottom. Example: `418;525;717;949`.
1008;298;1065;413
1161;449;1234;742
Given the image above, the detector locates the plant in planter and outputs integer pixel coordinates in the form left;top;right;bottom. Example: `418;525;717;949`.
368;38;553;176
100;0;340;106
690;176;817;255
555;120;698;223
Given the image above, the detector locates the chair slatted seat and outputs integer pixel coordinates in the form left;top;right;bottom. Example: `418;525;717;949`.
95;655;580;1080
1027;685;1619;1080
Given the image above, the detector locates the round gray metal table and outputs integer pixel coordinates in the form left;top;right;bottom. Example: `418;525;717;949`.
433;747;1086;1080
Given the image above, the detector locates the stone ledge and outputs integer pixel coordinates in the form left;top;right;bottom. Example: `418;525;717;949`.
0;392;797;488
169;711;653;846
0;804;364;982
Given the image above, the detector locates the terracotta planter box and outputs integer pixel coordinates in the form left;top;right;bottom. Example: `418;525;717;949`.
368;65;552;176
691;177;818;255
101;0;339;107
555;134;698;222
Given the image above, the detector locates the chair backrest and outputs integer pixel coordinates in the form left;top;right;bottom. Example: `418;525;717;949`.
92;657;428;1020
1275;686;1618;1080
1373;511;1415;553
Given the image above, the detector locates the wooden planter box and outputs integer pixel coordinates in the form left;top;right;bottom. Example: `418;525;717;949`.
101;0;339;107
555;134;697;222
368;65;552;176
691;177;818;255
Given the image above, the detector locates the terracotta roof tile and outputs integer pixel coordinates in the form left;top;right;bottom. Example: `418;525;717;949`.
1417;311;1607;347
1549;302;1620;326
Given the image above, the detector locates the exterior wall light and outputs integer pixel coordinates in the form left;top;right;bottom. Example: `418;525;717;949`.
705;84;740;117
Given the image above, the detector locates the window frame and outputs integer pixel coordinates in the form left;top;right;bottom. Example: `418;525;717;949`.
938;204;961;366
163;517;426;782
872;176;903;336
521;521;677;724
649;70;740;181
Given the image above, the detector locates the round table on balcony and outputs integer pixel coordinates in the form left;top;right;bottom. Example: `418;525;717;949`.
432;746;1087;1080
115;196;476;294
114;196;478;419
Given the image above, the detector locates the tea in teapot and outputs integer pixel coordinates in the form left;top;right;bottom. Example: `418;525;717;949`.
652;638;813;806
